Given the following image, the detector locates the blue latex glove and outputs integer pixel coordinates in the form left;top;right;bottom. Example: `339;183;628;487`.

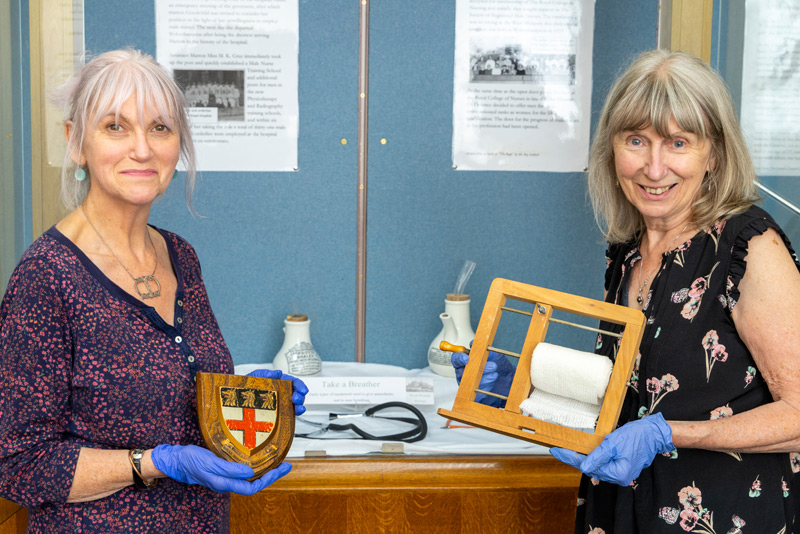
451;348;516;408
151;444;291;495
550;413;674;486
246;369;308;416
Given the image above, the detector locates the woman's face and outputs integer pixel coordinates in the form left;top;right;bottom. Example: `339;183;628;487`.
72;92;180;209
613;117;714;231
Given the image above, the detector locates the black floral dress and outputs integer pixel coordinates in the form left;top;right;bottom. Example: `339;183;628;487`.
576;206;800;534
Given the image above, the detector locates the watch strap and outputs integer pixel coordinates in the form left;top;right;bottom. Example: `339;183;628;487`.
129;448;157;489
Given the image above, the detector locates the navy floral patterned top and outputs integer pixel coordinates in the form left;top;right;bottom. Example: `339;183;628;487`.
0;226;235;533
576;206;800;534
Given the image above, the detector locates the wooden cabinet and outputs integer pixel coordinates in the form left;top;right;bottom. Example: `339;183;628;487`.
0;498;25;534
2;455;579;533
231;455;579;534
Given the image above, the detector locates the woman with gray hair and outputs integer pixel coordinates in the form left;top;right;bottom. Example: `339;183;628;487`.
0;48;307;533
456;49;800;532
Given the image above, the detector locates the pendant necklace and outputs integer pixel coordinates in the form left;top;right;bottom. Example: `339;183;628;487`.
80;205;162;300
635;223;689;306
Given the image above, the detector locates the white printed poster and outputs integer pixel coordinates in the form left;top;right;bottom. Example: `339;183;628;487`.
155;0;299;172
740;0;800;176
452;0;594;172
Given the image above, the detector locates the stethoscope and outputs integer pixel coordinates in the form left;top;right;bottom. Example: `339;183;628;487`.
295;401;428;443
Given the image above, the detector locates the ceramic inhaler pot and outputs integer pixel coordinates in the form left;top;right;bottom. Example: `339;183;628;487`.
427;294;475;377
273;314;322;376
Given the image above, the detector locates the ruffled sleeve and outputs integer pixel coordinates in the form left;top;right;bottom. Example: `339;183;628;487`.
725;213;800;311
604;242;629;293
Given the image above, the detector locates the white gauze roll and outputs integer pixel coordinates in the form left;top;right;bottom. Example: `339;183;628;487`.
519;342;614;430
530;342;613;404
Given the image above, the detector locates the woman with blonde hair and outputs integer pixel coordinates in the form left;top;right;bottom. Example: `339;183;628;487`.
456;49;800;532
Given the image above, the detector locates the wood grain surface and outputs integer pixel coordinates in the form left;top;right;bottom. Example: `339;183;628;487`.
231;455;580;534
0;499;25;534
0;456;579;533
196;372;295;478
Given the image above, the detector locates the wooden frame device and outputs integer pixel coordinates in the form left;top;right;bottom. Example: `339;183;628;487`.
438;278;645;454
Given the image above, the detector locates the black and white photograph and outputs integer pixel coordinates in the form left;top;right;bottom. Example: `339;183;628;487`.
469;45;575;86
173;69;245;121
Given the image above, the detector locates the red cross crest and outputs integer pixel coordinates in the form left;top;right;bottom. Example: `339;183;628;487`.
196;372;295;479
220;386;278;450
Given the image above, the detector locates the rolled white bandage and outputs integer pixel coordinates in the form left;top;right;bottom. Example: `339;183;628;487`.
519;342;614;429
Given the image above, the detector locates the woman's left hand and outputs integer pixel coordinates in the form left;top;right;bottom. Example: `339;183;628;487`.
550;413;674;486
246;369;308;415
151;444;291;495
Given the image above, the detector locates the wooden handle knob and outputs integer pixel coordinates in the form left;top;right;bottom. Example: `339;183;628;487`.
440;341;469;354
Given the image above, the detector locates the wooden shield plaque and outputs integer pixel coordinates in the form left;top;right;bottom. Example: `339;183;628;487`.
196;372;295;479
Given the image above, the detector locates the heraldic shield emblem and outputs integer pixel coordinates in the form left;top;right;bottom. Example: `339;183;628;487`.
196;372;295;479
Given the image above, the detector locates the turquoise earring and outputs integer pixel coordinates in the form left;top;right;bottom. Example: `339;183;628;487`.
75;167;86;181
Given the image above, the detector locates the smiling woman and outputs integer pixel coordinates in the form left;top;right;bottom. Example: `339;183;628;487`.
613;119;714;235
70;96;181;211
0;48;308;534
56;49;197;213
460;49;800;534
588;51;759;248
561;49;800;533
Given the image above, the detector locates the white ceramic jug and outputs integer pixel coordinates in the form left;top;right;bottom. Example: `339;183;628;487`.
427;294;475;377
273;314;322;376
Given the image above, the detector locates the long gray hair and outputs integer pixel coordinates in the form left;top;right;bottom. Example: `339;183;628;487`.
54;48;197;212
588;49;759;244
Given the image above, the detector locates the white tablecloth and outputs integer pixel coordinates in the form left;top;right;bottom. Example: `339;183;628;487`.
234;361;550;458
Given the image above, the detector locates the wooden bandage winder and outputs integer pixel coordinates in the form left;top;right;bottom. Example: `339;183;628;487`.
438;278;645;454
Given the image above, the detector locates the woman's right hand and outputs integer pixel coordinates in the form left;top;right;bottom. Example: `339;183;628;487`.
451;349;516;407
150;444;290;495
